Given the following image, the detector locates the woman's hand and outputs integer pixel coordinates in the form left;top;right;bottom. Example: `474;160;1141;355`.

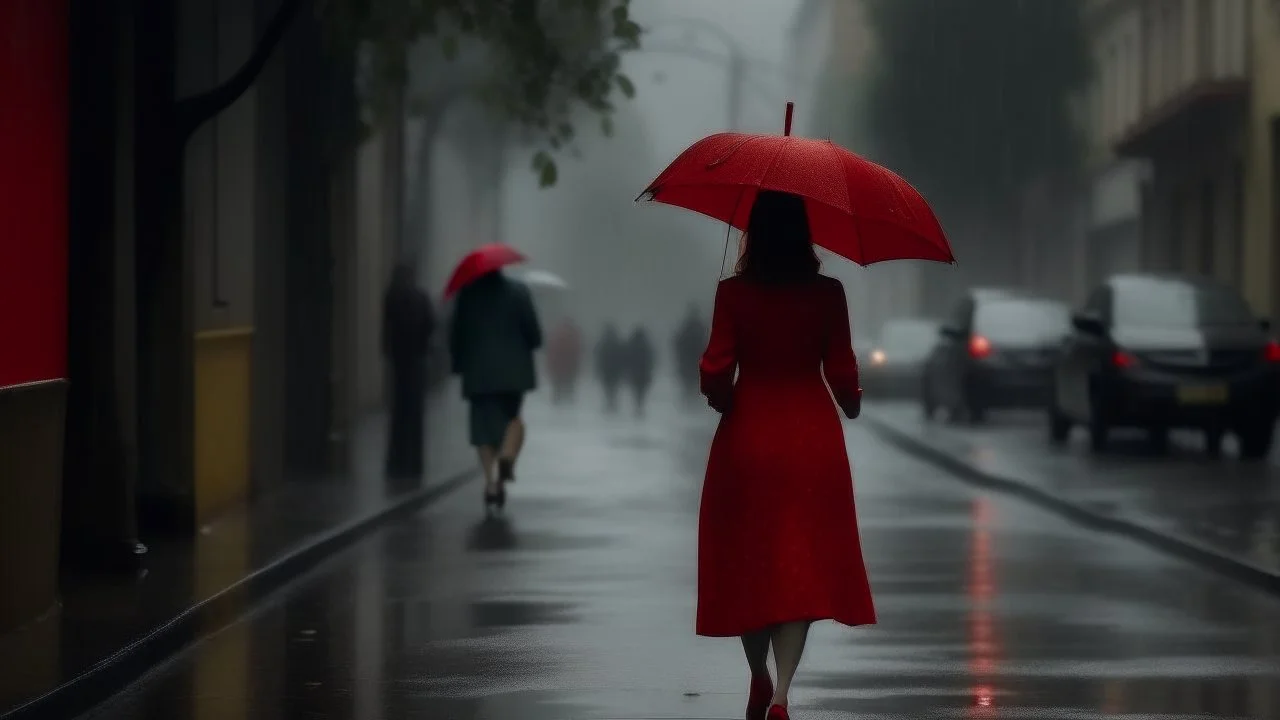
842;400;861;420
836;389;861;420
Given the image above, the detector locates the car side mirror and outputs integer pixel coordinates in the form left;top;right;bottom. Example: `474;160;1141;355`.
1071;313;1106;336
939;325;963;339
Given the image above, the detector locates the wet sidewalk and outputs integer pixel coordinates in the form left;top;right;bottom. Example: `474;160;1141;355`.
864;401;1280;590
78;389;1280;719
0;385;473;720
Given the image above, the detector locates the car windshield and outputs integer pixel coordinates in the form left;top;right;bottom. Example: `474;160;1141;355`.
1114;279;1256;328
973;300;1070;346
878;321;938;360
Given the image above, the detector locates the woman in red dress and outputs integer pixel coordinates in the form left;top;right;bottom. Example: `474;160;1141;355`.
698;191;875;720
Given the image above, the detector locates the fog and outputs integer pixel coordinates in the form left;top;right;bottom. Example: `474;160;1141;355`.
418;0;803;353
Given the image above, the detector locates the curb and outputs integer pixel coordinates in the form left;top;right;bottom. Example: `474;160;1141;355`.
863;413;1280;597
3;468;477;720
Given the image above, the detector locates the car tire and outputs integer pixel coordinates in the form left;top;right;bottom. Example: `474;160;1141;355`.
1048;404;1071;445
1238;424;1275;461
1204;427;1224;458
1146;426;1169;454
921;378;937;421
1087;388;1109;453
965;384;987;425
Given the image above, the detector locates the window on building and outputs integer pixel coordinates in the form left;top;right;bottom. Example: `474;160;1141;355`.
1196;0;1212;81
1107;44;1119;138
1228;159;1244;287
1271;119;1280;322
1164;0;1180;95
1168;185;1183;271
1199;178;1214;277
1145;4;1161;108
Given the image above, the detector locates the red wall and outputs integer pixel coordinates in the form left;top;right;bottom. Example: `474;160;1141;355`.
0;0;69;387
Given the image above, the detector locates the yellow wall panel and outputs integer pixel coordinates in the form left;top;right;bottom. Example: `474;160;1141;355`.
194;327;253;525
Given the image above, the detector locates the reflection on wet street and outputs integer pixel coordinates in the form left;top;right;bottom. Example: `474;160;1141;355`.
81;387;1280;719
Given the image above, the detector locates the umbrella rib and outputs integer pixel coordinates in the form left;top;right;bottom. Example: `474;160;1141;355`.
835;149;864;265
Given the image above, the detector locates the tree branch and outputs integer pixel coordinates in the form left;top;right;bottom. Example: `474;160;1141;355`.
175;0;304;142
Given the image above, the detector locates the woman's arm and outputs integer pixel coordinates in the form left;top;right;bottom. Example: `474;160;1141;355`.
699;280;738;413
821;279;862;419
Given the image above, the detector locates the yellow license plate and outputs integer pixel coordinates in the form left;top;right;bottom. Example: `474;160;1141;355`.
1176;384;1229;405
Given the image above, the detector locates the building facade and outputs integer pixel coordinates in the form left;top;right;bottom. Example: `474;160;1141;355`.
1082;0;1150;295
1109;0;1280;323
788;0;922;339
0;0;410;634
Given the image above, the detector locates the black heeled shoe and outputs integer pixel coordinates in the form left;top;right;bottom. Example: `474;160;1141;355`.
484;486;503;512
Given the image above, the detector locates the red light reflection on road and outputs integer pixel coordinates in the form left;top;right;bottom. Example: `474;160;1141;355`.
967;497;1001;718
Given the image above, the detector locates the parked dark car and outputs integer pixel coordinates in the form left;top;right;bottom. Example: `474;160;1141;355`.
1047;273;1280;458
863;318;940;397
922;288;1070;422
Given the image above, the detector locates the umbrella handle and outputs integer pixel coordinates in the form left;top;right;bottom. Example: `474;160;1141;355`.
784;102;794;136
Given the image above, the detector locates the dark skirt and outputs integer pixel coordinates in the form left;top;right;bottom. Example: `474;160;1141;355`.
468;392;524;448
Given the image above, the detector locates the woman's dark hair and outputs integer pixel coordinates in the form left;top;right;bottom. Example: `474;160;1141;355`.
735;190;819;284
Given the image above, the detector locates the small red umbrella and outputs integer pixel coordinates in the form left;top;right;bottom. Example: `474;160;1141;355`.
638;102;955;266
443;243;528;299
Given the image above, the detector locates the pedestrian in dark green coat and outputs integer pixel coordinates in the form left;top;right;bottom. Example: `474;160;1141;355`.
449;269;542;511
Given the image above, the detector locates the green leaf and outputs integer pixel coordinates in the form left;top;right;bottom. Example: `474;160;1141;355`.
615;19;642;42
538;158;559;187
441;35;459;60
557;122;574;139
600;115;614;137
532;150;553;170
615;73;635;98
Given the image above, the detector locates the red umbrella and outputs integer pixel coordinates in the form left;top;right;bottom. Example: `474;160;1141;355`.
638;102;955;266
443;243;528;299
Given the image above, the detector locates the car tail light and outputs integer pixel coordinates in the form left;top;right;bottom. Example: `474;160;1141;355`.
1111;349;1137;369
1265;341;1280;363
968;335;992;359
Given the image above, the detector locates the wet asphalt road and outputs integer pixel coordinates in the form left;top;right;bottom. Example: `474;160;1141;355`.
81;385;1280;719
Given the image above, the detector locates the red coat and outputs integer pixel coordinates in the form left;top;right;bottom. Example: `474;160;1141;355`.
696;274;876;636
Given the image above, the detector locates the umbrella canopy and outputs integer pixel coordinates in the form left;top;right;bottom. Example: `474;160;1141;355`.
637;102;955;266
515;269;569;291
443;242;527;299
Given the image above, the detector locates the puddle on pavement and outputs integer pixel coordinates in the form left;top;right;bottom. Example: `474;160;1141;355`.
467;599;578;628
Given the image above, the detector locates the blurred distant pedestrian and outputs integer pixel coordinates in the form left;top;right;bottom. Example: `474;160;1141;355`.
546;317;583;403
596;323;625;412
625;326;655;417
382;263;436;480
696;191;872;717
450;269;543;513
673;303;708;403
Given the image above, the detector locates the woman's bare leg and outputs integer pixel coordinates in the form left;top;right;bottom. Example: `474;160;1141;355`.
500;417;525;461
741;629;771;678
478;446;498;492
770;621;811;707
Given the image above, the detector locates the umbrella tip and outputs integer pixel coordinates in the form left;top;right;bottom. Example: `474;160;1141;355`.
784;102;794;136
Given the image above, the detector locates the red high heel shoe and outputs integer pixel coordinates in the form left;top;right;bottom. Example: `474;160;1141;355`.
747;674;774;720
766;705;789;720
